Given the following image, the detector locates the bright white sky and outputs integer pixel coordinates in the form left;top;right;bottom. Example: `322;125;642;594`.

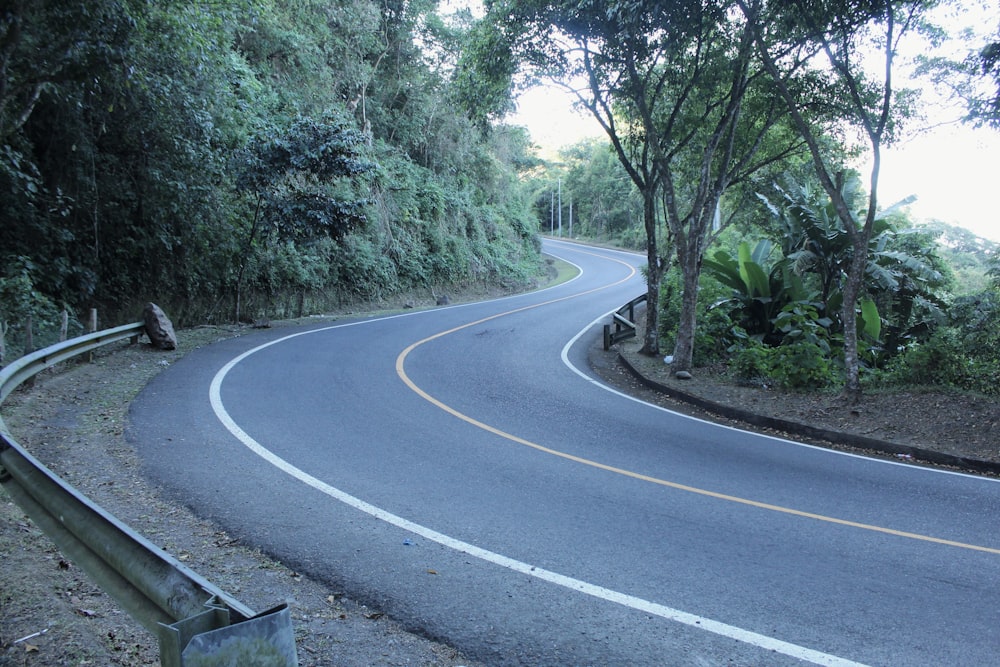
878;124;999;242
507;6;1000;244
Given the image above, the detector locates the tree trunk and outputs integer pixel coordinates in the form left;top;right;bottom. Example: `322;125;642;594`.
671;233;702;373
839;236;868;404
235;195;265;324
642;260;662;356
640;192;661;356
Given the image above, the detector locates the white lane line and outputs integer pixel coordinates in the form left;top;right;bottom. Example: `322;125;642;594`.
559;306;1000;483
209;318;868;667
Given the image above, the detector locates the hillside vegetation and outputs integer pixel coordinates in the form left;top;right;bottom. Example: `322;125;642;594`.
1;0;541;357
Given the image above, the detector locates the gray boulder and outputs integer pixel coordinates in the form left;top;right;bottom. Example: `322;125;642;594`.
142;302;177;350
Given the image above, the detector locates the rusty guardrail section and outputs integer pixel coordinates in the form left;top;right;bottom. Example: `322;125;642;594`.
603;293;648;350
0;323;297;666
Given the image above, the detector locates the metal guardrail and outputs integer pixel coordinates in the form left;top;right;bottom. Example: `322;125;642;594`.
0;323;297;666
603;293;648;350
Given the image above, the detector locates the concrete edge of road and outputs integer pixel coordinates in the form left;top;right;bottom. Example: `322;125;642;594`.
615;351;1000;477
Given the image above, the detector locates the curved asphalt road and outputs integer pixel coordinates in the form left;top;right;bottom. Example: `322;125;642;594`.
130;238;1000;666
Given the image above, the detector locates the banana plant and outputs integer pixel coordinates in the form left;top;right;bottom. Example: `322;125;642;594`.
758;173;947;364
703;239;810;345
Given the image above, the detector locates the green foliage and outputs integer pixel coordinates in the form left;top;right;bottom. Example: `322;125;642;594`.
728;310;837;390
762;173;867;313
918;220;1000;294
707;170;967;389
975;36;1000;128
730;337;774;387
917;24;1000;131
773;301;834;354
236;114;375;241
0;256;83;357
769;341;836;390
452;16;519;130
535;139;642;240
876;325;999;397
727;301;836;390
860;284;1000;396
755;172;949;366
949;289;1000;357
0;258;58;324
702;239;811;345
334;234;399;301
0;0;543;335
858;297;881;342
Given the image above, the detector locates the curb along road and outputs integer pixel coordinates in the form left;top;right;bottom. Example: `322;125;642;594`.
614;350;1000;477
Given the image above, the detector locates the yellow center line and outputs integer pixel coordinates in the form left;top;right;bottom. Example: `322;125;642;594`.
395;249;1000;557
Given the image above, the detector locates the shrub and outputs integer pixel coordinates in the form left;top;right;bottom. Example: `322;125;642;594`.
769;341;836;389
730;337;773;386
865;284;1000;395
772;300;832;353
876;327;998;395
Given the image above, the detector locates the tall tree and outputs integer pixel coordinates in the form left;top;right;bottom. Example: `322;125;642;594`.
738;0;933;402
914;3;1000;130
466;0;666;354
474;0;801;366
639;4;801;371
233;114;375;322
975;29;1000;126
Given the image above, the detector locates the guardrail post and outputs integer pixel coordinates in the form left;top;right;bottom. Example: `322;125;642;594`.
158;602;296;667
24;315;35;388
88;308;98;362
604;294;647;349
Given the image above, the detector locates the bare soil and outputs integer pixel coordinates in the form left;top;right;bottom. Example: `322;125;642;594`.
2;277;997;665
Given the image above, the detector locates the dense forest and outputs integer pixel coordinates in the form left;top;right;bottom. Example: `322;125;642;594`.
1;0;541;356
3;0;999;399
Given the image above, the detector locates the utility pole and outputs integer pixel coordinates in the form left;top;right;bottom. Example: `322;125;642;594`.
557;178;562;237
550;187;554;234
568;196;573;238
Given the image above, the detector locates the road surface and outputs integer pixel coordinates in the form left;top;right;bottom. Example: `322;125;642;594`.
130;238;1000;666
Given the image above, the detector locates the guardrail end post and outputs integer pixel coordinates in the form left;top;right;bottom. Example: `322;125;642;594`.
158;600;298;667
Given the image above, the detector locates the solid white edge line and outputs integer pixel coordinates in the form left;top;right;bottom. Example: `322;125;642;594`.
209;314;868;667
556;263;1000;484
